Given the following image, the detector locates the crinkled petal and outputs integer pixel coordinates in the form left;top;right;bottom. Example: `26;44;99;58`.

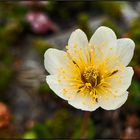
44;48;70;74
116;38;135;66
68;29;88;49
47;75;99;111
68;94;99;111
67;29;89;63
106;67;134;96
89;26;117;62
46;75;77;100
98;91;128;110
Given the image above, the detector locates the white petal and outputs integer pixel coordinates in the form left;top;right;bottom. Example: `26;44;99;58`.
68;94;99;111
106;67;134;96
67;29;89;63
47;75;99;111
46;75;77;100
68;29;88;49
117;38;135;66
98;91;128;110
89;26;117;61
44;48;70;74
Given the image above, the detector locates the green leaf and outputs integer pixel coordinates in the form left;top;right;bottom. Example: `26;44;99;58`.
23;131;37;139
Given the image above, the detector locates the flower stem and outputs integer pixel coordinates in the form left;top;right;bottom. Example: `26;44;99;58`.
80;111;91;139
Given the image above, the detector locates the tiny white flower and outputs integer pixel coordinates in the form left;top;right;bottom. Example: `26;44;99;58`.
44;26;135;111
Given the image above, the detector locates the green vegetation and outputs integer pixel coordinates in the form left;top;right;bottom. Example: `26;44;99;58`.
102;18;122;38
39;83;51;94
23;131;37;139
129;17;140;44
22;109;95;138
1;19;23;43
77;13;93;39
129;17;140;66
33;38;55;56
128;79;140;107
0;65;13;93
99;2;122;19
73;116;95;138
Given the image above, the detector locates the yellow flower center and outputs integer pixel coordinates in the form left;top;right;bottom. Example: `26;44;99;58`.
82;66;100;88
58;44;124;104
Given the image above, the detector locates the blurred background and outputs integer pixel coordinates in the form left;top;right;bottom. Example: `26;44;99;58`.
0;1;140;139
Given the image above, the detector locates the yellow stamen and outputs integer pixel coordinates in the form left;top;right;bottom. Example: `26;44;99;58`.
58;43;125;103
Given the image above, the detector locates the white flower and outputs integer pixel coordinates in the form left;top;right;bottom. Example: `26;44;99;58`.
44;26;135;111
